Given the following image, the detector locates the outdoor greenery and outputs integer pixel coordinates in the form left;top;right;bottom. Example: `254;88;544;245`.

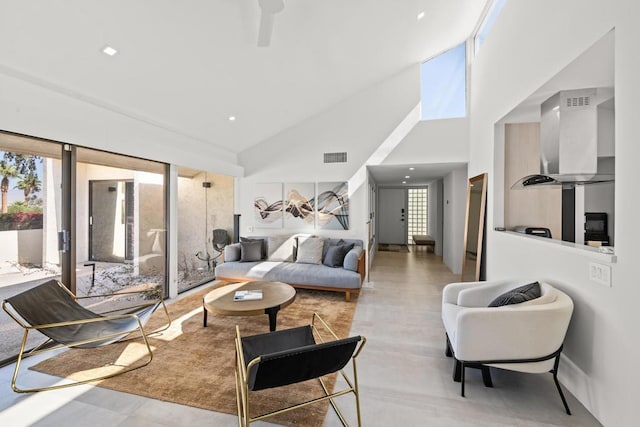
0;151;43;214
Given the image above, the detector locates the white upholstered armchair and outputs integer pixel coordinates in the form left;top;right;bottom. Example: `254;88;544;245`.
441;280;574;414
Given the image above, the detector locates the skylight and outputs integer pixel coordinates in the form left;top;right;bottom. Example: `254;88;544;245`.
474;0;507;54
420;42;467;121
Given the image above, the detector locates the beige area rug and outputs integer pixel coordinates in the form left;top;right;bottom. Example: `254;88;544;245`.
30;283;358;426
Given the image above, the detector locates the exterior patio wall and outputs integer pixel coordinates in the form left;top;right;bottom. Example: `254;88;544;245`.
177;172;234;279
0;229;43;266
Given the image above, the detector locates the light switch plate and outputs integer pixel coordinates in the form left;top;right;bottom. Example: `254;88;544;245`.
589;262;612;287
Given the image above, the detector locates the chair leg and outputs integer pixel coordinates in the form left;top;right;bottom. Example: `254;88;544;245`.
453;359;462;382
553;355;572;415
460;362;466;397
481;366;493;388
445;334;453;357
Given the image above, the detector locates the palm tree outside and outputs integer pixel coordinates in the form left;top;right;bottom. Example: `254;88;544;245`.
0;163;19;214
15;173;42;203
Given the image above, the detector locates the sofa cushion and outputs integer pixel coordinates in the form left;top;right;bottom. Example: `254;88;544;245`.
240;240;263;262
224;243;241;262
296;237;324;264
488;282;541;307
343;246;363;272
267;235;296;262
215;261;362;289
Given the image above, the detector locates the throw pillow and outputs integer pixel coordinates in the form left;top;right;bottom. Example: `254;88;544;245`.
322;243;354;267
240;240;262;262
267;235;296;262
240;237;266;259
296;237;325;264
488;282;542;307
322;238;346;260
224;243;241;262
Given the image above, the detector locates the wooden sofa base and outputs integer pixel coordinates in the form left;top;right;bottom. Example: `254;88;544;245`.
216;252;366;302
215;276;360;302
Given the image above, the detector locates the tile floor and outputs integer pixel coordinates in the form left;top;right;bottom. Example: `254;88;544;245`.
0;249;602;426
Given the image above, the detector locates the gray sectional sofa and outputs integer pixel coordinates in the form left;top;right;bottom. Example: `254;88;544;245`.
214;235;365;301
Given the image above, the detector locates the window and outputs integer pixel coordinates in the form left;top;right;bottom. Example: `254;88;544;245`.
420;42;467;120
407;188;428;243
177;168;234;293
474;0;507;54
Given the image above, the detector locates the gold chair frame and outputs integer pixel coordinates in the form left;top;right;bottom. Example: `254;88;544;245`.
234;312;366;427
2;280;171;393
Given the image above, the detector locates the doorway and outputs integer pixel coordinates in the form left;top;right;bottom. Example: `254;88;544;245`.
88;180;134;262
378;188;407;244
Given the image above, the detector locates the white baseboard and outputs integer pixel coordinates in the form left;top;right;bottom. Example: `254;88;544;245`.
558;353;603;424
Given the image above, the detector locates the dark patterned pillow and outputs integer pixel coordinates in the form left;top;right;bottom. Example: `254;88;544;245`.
488;282;541;307
240;240;263;262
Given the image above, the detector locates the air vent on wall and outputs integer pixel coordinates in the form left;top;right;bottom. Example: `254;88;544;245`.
566;96;591;107
323;152;347;164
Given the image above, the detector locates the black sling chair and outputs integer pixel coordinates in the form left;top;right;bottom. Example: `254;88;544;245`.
235;312;366;426
2;279;171;393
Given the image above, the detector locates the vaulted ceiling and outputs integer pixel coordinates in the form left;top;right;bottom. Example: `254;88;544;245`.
0;1;488;155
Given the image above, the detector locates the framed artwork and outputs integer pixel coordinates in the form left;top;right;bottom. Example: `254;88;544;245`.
284;183;315;229
316;181;349;230
254;183;283;228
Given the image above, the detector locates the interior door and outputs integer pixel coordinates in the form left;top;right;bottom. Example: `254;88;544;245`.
378;188;407;244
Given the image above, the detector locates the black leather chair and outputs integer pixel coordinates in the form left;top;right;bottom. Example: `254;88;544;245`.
2;279;171;392
234;312;366;426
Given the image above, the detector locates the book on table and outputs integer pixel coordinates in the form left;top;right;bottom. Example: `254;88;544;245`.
234;290;263;301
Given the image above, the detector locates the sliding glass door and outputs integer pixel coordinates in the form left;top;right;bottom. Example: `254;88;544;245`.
0;132;64;362
0;132;168;364
76;147;167;300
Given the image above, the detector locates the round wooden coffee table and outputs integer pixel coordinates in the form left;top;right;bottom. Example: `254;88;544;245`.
203;281;296;331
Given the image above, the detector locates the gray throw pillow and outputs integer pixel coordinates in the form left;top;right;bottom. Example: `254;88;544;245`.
322;243;354;268
488;282;541;307
240;240;262;262
240;237;266;259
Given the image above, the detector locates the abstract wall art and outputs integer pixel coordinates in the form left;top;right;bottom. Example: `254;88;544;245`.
317;181;349;230
284;182;315;229
254;183;283;228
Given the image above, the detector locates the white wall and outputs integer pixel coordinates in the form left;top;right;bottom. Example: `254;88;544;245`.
469;1;640;425
0;73;243;177
442;166;467;274
237;65;421;243
382;117;469;165
428;180;444;256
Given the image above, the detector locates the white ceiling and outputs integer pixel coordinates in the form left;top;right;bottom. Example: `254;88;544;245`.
368;162;466;186
0;1;488;155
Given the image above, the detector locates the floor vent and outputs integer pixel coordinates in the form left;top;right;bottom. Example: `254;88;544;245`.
323;152;347;163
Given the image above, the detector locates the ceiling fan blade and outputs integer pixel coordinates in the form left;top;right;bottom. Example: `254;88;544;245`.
257;12;274;47
257;0;284;47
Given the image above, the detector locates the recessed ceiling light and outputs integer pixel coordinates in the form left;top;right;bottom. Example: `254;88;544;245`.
102;46;118;56
402;181;407;184
417;11;425;20
409;167;415;171
228;116;236;121
405;175;410;179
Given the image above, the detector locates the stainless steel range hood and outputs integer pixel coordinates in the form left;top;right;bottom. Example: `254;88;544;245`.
512;88;615;189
